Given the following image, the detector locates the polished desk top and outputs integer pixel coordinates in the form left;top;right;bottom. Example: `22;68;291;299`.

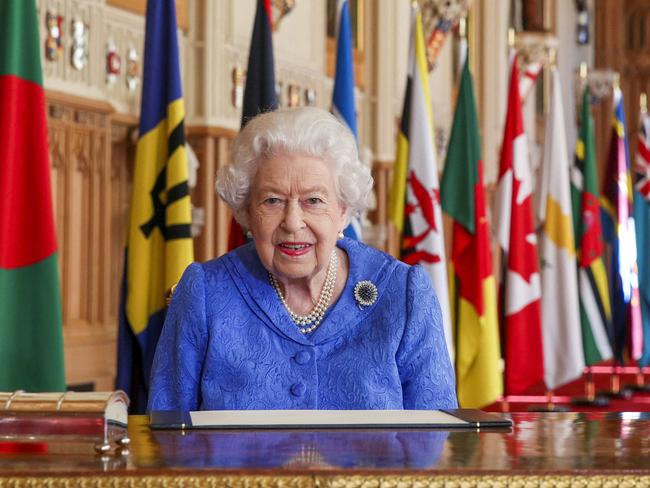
1;412;650;486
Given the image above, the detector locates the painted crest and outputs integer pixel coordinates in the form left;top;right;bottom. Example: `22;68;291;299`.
45;12;64;61
126;47;140;92
106;40;121;84
70;19;88;71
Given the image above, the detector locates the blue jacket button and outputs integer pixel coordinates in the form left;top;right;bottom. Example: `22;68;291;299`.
294;350;311;365
290;382;306;397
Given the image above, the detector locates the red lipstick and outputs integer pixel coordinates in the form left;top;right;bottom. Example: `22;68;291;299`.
276;242;313;256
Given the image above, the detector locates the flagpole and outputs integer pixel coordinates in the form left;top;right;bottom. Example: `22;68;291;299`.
500;25;517;415
608;74;621;401
544;48;556;412
579;62;596;405
454;14;467;404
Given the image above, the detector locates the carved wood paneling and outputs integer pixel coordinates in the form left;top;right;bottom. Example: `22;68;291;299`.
187;127;237;263
110;122;135;326
596;0;650;170
46;91;134;391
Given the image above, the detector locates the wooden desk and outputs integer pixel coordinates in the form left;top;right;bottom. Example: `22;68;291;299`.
1;412;650;486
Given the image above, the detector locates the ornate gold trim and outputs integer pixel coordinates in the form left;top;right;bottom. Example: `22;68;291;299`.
3;474;650;488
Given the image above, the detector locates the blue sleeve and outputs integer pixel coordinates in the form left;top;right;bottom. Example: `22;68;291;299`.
396;265;458;409
147;262;208;412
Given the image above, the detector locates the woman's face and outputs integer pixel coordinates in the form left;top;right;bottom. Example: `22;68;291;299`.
247;154;347;283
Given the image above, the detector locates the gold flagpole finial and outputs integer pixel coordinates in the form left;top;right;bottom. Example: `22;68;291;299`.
508;27;516;49
579;61;588;80
641;93;648;114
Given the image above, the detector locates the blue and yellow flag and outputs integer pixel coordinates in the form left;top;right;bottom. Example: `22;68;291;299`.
116;0;193;413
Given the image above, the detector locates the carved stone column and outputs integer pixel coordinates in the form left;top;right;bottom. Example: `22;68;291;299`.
475;0;510;184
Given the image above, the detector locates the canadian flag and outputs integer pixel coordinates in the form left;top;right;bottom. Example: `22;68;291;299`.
495;55;544;395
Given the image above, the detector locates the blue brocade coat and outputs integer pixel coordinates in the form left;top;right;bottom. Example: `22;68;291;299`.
147;238;457;411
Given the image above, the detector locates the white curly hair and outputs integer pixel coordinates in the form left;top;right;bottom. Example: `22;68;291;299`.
216;107;373;229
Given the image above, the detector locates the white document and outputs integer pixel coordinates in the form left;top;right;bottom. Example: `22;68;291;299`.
189;409;467;428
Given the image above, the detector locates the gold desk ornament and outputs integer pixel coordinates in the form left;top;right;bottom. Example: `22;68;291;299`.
0;390;130;455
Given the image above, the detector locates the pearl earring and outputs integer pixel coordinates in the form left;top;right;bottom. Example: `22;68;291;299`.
246;230;253;239
338;231;344;239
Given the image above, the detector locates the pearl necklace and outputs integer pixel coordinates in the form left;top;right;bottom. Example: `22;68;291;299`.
269;250;338;334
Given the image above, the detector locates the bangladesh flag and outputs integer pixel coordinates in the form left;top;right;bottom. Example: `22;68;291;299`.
0;0;66;391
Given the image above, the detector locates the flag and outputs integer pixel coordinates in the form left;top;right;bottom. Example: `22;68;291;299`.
388;7;452;361
116;0;194;413
601;86;643;363
228;0;278;250
536;69;584;390
494;55;544;395
331;0;362;241
441;53;502;408
0;0;65;391
570;87;613;365
635;100;650;367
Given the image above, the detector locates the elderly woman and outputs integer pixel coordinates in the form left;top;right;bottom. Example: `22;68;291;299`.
147;107;457;411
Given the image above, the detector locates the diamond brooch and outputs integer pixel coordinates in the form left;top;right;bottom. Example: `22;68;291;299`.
353;280;378;308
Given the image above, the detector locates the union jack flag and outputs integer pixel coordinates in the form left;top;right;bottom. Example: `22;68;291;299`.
637;108;650;200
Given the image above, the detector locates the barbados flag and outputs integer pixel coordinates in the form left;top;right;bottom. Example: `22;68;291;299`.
116;0;193;413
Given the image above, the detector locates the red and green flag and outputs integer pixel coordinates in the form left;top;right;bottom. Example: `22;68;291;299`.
0;0;66;391
441;53;502;408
